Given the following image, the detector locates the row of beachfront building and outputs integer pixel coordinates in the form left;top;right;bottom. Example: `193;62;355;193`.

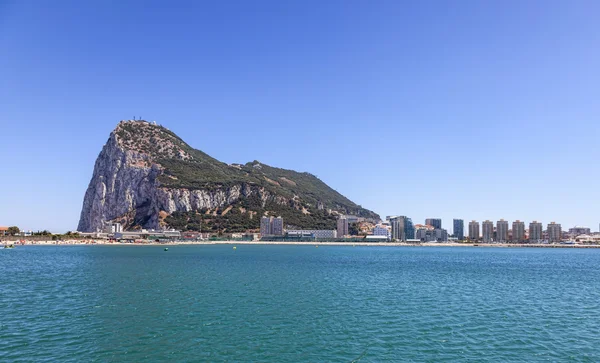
74;217;594;243
383;217;597;243
466;220;560;243
260;215;598;243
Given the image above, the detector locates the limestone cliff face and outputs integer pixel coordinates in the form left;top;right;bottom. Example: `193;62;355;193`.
78;122;277;231
78;120;379;232
77;132;160;231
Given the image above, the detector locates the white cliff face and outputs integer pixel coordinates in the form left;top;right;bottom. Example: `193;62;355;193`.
77;128;285;232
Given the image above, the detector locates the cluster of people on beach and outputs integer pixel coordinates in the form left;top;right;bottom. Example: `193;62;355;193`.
1;240;16;248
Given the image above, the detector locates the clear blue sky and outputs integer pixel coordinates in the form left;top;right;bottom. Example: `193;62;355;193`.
1;0;599;233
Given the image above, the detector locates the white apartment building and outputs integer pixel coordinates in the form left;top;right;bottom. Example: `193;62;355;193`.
373;224;391;240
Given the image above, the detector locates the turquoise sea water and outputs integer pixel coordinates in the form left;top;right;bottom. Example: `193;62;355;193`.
2;245;600;362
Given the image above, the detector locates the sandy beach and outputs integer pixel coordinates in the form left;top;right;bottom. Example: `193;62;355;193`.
3;239;600;248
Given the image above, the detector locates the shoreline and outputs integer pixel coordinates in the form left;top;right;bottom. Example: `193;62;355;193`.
4;240;600;248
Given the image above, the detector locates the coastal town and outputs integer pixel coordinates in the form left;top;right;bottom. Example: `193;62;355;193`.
2;216;600;246
257;216;600;245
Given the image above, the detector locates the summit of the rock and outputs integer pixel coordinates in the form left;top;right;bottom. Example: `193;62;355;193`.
114;120;192;161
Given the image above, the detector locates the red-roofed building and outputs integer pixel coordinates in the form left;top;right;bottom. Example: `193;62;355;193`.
0;227;8;236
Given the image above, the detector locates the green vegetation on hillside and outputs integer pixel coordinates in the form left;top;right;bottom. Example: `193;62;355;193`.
156;156;374;218
165;201;337;233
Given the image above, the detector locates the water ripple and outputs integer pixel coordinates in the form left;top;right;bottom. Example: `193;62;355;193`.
2;246;600;361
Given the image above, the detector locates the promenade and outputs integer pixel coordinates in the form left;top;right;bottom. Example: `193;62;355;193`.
4;239;600;248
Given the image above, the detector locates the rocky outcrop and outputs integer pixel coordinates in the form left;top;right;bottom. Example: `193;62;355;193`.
78;120;379;232
78;124;283;231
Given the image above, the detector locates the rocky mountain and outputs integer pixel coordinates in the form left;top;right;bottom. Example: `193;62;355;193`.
78;120;379;233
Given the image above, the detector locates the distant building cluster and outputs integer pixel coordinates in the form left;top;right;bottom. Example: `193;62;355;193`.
374;216;599;244
255;214;600;244
63;211;600;245
461;219;586;243
74;220;186;242
387;216;448;242
5;213;600;244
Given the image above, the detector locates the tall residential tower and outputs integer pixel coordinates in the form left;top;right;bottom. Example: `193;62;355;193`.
529;221;543;242
482;220;494;243
496;219;509;242
453;219;464;240
548;222;562;242
337;216;349;238
512;220;525;242
390;216;415;241
468;220;480;240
